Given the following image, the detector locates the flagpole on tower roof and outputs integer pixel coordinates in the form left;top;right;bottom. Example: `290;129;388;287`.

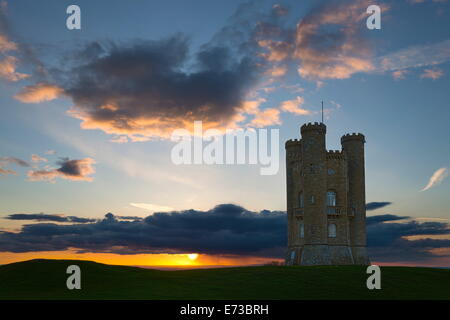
321;100;324;124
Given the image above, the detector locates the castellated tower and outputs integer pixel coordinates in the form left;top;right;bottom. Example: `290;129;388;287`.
285;122;370;265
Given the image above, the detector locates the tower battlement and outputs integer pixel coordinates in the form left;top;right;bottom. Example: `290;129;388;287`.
285;139;301;148
300;122;326;134
326;150;346;160
341;133;365;143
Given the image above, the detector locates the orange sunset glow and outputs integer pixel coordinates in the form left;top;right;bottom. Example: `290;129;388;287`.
0;250;282;268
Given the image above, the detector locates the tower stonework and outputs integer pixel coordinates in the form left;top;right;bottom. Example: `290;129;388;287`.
285;122;370;266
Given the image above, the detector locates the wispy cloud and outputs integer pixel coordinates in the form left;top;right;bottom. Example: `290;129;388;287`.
0;156;29;177
31;154;47;163
420;68;444;80
377;39;450;73
421;167;449;191
293;0;376;80
129;203;174;213
392;69;408;80
0;2;29;82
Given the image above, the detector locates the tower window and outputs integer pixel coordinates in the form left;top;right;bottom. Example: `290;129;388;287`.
327;191;337;206
299;192;304;208
328;224;337;238
299;223;304;238
310;195;315;204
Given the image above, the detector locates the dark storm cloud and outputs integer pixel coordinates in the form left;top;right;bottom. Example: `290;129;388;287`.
13;2;296;140
19;35;260;141
0;204;286;257
0;203;449;263
366;202;392;211
4;213;96;223
367;215;450;262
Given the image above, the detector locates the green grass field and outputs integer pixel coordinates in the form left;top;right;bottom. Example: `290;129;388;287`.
0;259;448;300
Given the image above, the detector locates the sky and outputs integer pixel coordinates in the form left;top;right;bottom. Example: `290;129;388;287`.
0;0;449;268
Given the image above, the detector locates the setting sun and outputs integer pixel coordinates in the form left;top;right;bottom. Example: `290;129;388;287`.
187;253;199;261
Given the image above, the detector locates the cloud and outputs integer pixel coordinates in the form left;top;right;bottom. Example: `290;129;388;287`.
409;0;450;3
367;214;450;262
266;65;288;77
377;39;450;72
258;39;292;62
31;154;47;163
366;214;408;225
420;68;444;80
129;203;174;213
0;202;448;264
279;96;311;115
0;55;29;81
0;156;29;167
0;204;287;256
293;0;375;80
27;157;95;182
392;69;408;80
4;213;95;223
421;167;448;191
14;83;63;103
0;156;29;177
250;108;281;127
0;3;29;82
18;36;260;141
0;33;16;52
366;202;392;211
0;167;16;176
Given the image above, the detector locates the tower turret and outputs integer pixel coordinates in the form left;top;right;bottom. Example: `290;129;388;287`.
341;133;370;265
299;122;331;265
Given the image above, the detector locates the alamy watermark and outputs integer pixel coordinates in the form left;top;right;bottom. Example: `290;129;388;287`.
170;121;279;175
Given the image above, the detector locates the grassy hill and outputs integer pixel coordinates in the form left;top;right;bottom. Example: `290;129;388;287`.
0;259;449;300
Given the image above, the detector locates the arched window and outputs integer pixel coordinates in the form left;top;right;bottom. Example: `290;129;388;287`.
299;192;304;208
299;223;304;238
328;224;337;238
327;190;337;206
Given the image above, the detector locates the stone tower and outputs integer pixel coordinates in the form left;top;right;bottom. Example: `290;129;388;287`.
285;122;370;265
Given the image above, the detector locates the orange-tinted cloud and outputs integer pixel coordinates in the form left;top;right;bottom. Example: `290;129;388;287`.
0;55;29;81
31;154;47;163
0;3;29;82
279;96;311;115
392;69;408;80
27;158;95;182
0;34;17;52
15;83;63;103
420;68;444;80
258;39;292;62
294;0;375;80
250;108;281;127
25;37;260;140
0;167;16;176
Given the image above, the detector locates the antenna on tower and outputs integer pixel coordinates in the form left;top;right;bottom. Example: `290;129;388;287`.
321;101;324;123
